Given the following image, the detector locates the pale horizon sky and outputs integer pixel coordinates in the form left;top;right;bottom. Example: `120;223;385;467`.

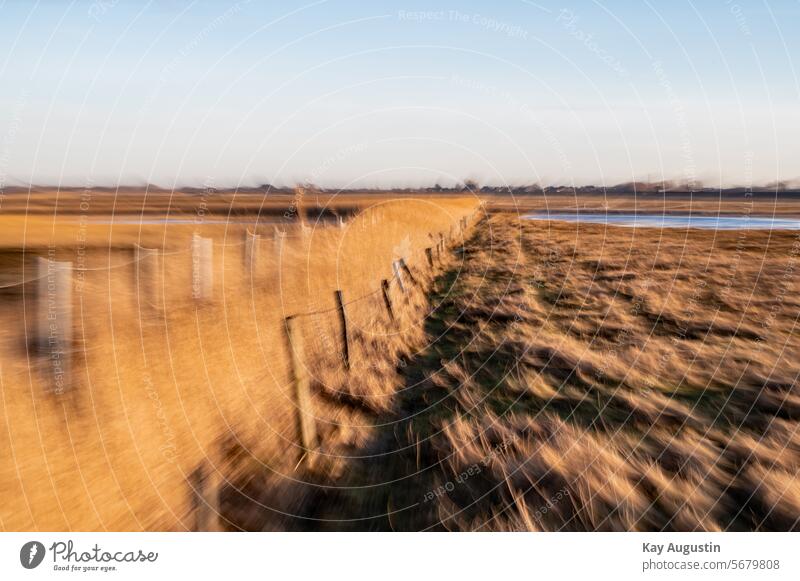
1;0;799;189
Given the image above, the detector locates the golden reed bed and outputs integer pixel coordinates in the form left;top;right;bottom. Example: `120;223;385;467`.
0;197;479;531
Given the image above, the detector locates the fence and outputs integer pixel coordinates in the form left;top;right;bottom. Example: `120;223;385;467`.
5;203;482;530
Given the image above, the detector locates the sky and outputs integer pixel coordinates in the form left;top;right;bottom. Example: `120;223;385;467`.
0;0;799;189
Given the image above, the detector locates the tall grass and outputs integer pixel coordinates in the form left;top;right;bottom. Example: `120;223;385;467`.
0;197;479;531
273;212;800;531
380;214;800;531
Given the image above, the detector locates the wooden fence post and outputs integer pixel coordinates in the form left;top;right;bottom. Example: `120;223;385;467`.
285;316;318;465
334;290;350;370
189;461;220;531
399;258;417;286
392;260;405;293
274;227;285;254
191;235;213;301
244;231;260;276
381;279;394;320
37;256;72;394
135;246;163;310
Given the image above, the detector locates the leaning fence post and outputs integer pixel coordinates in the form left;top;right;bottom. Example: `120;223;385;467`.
425;247;433;268
392;260;406;293
37;256;72;394
284;316;318;464
334;290;350;370
381;279;394;320
399;258;417;286
191;235;213;301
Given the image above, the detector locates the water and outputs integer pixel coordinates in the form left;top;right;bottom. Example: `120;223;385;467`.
524;213;800;230
88;217;280;225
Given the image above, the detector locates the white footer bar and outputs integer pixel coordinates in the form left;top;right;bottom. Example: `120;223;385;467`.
1;532;797;580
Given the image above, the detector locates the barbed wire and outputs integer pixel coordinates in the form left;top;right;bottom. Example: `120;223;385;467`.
0;272;48;289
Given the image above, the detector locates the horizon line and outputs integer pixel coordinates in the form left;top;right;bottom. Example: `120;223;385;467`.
4;179;800;194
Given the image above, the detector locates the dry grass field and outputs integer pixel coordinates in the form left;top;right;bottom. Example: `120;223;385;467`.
0;194;479;531
483;190;800;217
271;210;800;531
2;190;799;532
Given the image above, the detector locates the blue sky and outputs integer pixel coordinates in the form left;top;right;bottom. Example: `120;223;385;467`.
1;0;798;188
